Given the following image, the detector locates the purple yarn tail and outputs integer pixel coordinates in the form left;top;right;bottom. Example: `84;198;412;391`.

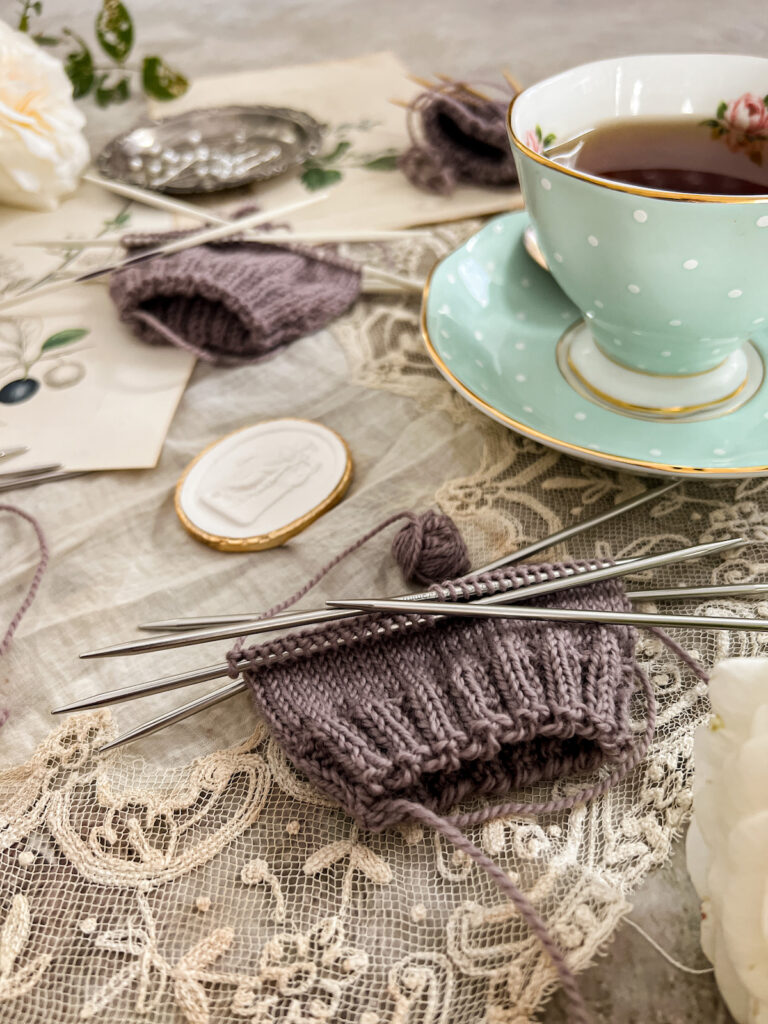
133;310;220;363
394;665;658;1024
647;625;710;682
400;803;591;1024
226;511;415;674
0;504;49;656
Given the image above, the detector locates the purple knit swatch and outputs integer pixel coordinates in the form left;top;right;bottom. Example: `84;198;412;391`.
399;86;518;195
234;561;656;1023
240;568;639;831
109;239;361;365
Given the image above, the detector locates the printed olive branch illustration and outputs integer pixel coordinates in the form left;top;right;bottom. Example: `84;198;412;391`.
300;119;401;191
0;328;92;404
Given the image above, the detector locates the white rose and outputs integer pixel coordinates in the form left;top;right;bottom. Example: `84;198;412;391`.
687;658;768;1024
0;19;89;210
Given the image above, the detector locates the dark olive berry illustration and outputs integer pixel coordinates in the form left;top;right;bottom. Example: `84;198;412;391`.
0;378;40;404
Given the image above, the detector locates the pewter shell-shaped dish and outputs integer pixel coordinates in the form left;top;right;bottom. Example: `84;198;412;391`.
97;105;324;195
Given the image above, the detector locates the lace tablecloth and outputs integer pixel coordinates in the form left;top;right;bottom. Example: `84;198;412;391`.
1;215;761;1021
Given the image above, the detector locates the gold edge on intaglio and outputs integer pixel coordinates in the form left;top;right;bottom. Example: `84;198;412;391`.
174;420;354;552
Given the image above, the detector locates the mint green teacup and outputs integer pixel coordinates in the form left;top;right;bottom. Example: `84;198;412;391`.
508;54;768;417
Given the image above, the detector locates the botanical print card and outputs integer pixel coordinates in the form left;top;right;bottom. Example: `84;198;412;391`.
149;51;520;231
0;181;195;471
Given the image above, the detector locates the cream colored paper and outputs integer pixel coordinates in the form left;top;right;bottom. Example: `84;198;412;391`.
0;182;195;471
149;51;521;230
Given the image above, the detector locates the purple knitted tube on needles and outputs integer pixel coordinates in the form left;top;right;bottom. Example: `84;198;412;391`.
109;238;362;365
398;80;518;195
235;566;652;1024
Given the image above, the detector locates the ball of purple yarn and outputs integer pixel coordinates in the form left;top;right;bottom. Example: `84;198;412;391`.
391;510;470;585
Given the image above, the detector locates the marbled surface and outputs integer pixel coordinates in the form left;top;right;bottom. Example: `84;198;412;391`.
23;0;765;1018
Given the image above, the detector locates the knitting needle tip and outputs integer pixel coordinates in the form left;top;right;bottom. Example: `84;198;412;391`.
52;661;235;714
0;446;29;462
96;678;247;752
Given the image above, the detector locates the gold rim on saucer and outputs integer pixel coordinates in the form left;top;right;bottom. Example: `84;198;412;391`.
174;419;353;552
420;256;768;476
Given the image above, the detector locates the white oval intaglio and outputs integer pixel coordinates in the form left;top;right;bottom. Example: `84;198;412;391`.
0;20;89;210
175;420;353;551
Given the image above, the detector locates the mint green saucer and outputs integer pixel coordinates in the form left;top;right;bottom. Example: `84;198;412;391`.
421;212;768;478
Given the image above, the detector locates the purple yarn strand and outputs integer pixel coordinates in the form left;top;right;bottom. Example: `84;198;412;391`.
0;504;49;656
400;802;590;1024
647;625;710;682
227;510;467;675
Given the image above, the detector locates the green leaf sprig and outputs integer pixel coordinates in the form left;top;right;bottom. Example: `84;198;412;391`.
16;0;188;107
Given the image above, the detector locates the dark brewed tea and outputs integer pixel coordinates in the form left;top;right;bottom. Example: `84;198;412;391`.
548;116;768;195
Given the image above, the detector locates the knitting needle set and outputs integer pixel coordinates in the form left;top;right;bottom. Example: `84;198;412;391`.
0;178;432;316
56;479;768;751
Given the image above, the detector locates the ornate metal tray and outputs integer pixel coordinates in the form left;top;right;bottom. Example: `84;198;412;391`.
97;105;324;194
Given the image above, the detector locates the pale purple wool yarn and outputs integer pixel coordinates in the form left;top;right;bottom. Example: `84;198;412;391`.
109;235;362;365
234;563;653;1024
399;85;518;195
224;502;711;1024
391;508;470;584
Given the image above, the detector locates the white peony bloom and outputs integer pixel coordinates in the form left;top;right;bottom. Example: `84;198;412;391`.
0;19;89;210
687;658;768;1024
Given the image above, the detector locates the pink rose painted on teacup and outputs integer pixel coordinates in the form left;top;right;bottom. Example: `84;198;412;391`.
724;93;768;134
702;92;768;163
524;125;556;155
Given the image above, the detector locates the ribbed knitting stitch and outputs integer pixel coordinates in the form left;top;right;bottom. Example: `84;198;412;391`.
398;86;518;195
109;238;361;364
242;568;639;832
235;561;662;1023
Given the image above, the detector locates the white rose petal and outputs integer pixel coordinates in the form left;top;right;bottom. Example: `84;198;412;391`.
0;19;89;210
687;657;768;1023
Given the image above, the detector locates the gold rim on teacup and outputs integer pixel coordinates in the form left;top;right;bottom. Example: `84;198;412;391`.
506;93;768;205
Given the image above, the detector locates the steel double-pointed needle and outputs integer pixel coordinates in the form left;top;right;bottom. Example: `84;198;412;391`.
81;560;618;658
406;479;682;593
94;553;759;753
98;680;248;754
626;583;768;601
81;538;722;661
0;193;328;313
0;446;29;462
132;481;683;633
329;596;768;634
52;661;236;714
0;470;88;493
136;560;632;632
321;540;741;618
